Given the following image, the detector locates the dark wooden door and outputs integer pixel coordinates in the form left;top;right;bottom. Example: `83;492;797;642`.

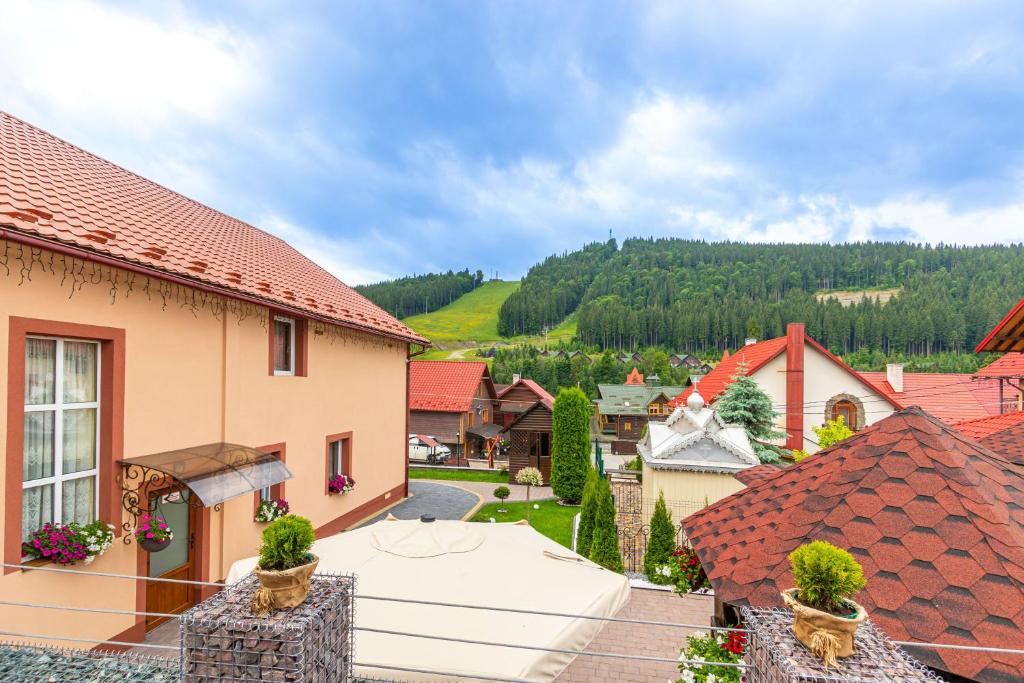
145;490;195;630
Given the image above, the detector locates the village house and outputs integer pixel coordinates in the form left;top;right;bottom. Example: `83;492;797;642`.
595;370;686;454
505;392;555;484
495;376;555;430
669;323;906;451
682;406;1024;683
408;360;499;464
636;389;759;519
0;112;427;647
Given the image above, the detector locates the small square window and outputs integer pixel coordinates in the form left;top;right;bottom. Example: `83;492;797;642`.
273;317;295;376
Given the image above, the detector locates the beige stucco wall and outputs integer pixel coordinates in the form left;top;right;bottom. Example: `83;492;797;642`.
0;246;408;647
753;346;896;451
641;462;745;521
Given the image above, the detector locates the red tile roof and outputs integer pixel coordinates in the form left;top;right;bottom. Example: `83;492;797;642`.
0;112;426;345
977;297;1024;353
860;372;1003;423
955;412;1024;465
733;463;783;487
497;378;555;409
682;407;1024;683
409;361;492;413
975;353;1024;378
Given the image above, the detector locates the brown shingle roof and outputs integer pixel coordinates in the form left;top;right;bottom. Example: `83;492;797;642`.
682;407;1024;683
0;112;427;345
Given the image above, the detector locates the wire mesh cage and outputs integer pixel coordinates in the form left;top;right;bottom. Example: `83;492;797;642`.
741;607;946;683
0;643;179;682
180;573;355;683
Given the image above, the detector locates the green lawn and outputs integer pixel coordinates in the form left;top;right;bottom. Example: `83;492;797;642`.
470;499;578;549
409;468;508;483
404;281;520;342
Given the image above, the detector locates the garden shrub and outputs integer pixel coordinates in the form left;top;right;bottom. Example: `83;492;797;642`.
575;467;598;556
551;387;592;503
643;491;676;583
589;475;624;573
493;485;511;502
676;631;745;683
258;515;315;571
788;540;865;613
669;546;711;596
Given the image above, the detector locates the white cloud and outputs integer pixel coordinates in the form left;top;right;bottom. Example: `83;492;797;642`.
0;1;261;133
849;198;1024;244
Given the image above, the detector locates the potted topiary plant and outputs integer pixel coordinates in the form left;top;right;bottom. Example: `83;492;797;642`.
782;540;868;666
493;485;511;513
251;514;318;616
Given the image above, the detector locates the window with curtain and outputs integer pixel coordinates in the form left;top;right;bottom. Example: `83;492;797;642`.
273;317;295;375
22;337;100;546
328;439;348;478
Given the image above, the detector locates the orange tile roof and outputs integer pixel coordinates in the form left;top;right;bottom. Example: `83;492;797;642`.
624;367;645;385
0;112;426;345
955;411;1024;465
683;407;1024;683
669;337;789;406
955;410;1024;440
975;353;1024;378
860;372;1002;423
409;361;491;413
977;296;1024;353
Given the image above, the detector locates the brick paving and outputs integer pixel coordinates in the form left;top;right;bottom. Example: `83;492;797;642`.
556;588;714;683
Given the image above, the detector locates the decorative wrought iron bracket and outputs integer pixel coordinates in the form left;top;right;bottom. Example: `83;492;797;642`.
117;462;221;544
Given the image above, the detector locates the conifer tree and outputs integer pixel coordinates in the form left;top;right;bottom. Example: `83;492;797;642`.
715;366;785;463
551;387;592;503
643;491;676;583
589;475;624;573
575;467;599;557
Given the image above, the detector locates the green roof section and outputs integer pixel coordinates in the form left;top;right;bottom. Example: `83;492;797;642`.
594;383;687;415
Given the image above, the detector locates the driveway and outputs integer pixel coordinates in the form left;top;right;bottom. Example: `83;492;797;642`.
359;481;482;526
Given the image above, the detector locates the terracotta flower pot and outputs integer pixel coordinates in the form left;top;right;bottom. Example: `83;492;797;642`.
781;588;867;666
251;555;319;616
138;533;173;553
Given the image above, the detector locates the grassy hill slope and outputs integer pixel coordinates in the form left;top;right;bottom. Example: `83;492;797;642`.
404;281;520;342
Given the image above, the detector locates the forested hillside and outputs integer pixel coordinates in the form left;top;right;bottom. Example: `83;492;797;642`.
499;238;1024;355
356;269;483;319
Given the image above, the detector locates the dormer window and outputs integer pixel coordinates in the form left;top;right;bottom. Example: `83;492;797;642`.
273;316;295;375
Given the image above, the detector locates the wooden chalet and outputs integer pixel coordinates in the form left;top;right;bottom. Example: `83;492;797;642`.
408;361;499;465
594;379;687;454
496;377;555;429
506;399;554;483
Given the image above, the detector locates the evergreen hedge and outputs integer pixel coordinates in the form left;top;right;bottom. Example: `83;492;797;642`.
589;475;624;573
551;387;592;503
643;491;676;582
575;467;598;556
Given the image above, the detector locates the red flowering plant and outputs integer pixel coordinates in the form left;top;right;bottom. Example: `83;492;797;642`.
22;522;89;565
134;513;173;545
669;546;712;596
676;629;746;683
328;473;355;495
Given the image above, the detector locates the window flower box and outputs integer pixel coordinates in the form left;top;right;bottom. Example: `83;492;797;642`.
327;474;355;495
22;520;115;566
255;499;290;523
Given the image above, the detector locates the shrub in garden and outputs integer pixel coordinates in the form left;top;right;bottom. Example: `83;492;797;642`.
676;631;745;683
588;475;624;573
788;540;865;614
575;467;598;557
669;546;711;595
551;387;592;503
515;467;543;522
493;485;511;510
643;491;676;583
258;515;316;571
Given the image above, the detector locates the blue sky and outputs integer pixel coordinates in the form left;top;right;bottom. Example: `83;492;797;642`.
2;1;1024;284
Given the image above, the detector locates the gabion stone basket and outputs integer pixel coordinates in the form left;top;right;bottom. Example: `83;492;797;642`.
0;643;178;682
181;573;355;683
741;607;946;683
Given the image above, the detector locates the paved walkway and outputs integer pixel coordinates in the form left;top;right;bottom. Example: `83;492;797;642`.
440;479;554;504
359;480;482;526
556;589;714;682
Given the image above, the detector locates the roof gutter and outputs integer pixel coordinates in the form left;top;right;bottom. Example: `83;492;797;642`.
0;226;430;347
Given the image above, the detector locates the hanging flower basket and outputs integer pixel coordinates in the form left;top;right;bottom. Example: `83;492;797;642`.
135;513;173;552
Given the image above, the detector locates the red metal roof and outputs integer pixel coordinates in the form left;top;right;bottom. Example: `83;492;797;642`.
975;353;1024;378
976;297;1024;353
860;372;1002;423
0;112;426;345
955;412;1024;465
497;378;555;409
409;361;491;413
682;407;1024;683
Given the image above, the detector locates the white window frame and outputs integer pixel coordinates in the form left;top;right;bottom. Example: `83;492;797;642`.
22;336;101;542
328;439;344;478
258;486;273;502
273;316;296;376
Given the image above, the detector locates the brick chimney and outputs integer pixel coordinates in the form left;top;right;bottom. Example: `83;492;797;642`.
785;323;805;451
886;363;904;393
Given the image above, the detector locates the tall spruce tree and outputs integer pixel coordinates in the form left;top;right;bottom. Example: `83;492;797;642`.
643;491;676;583
589;475;624;573
714;367;785;463
551;387;592;503
575;467;599;556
